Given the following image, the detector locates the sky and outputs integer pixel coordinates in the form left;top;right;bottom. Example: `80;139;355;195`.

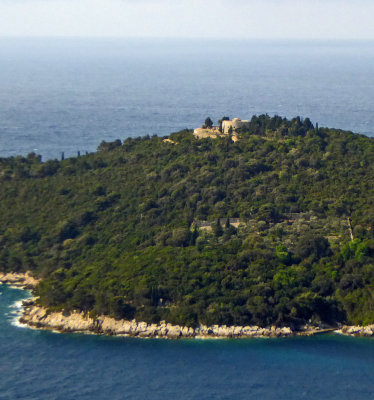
0;0;374;39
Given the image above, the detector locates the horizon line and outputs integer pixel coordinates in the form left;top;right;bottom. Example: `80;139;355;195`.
1;36;374;42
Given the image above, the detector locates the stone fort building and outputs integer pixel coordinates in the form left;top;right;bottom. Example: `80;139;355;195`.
221;118;250;134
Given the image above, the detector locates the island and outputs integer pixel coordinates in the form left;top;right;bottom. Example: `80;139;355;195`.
1;114;374;338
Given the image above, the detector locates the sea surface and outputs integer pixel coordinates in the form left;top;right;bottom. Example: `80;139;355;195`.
0;39;374;159
1;285;374;400
1;39;374;399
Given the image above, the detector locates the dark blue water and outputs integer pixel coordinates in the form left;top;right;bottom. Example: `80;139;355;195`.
1;285;374;400
0;39;374;159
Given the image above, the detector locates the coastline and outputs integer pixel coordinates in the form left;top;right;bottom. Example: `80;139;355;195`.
20;302;334;339
2;272;374;339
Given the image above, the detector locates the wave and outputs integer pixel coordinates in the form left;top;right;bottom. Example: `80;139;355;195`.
8;296;31;329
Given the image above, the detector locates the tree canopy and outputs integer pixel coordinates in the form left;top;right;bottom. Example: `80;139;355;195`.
204;117;213;128
1;115;374;328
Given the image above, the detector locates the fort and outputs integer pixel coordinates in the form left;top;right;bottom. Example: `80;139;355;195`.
193;117;250;141
221;118;250;134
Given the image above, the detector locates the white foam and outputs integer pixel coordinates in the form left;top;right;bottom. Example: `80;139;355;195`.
10;300;24;309
11;317;28;329
8;296;32;329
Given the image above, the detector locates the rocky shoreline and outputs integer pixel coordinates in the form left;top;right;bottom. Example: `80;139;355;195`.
20;301;336;339
335;325;374;337
18;305;374;339
0;271;39;289
2;272;374;339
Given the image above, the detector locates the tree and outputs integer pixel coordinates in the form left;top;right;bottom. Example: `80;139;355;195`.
218;116;230;125
204;117;213;129
295;234;332;260
168;228;191;247
275;244;291;265
213;218;224;237
225;217;230;229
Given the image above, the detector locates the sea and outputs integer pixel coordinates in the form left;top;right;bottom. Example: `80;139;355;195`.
0;39;374;160
1;38;374;399
1;285;374;400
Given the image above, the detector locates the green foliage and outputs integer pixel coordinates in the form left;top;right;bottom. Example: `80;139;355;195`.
275;244;291;265
294;234;332;261
204;117;213;129
340;239;371;262
1;115;374;327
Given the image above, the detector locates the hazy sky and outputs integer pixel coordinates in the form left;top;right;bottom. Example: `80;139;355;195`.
0;0;374;39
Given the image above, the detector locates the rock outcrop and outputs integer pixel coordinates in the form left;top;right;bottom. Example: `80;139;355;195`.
193;127;239;142
0;271;39;289
335;325;374;337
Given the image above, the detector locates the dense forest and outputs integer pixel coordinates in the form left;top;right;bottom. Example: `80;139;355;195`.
1;115;374;328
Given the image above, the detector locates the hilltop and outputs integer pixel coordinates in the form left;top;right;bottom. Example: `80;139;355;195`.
1;114;374;329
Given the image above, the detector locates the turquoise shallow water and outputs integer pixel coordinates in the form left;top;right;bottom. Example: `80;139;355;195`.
1;285;374;400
